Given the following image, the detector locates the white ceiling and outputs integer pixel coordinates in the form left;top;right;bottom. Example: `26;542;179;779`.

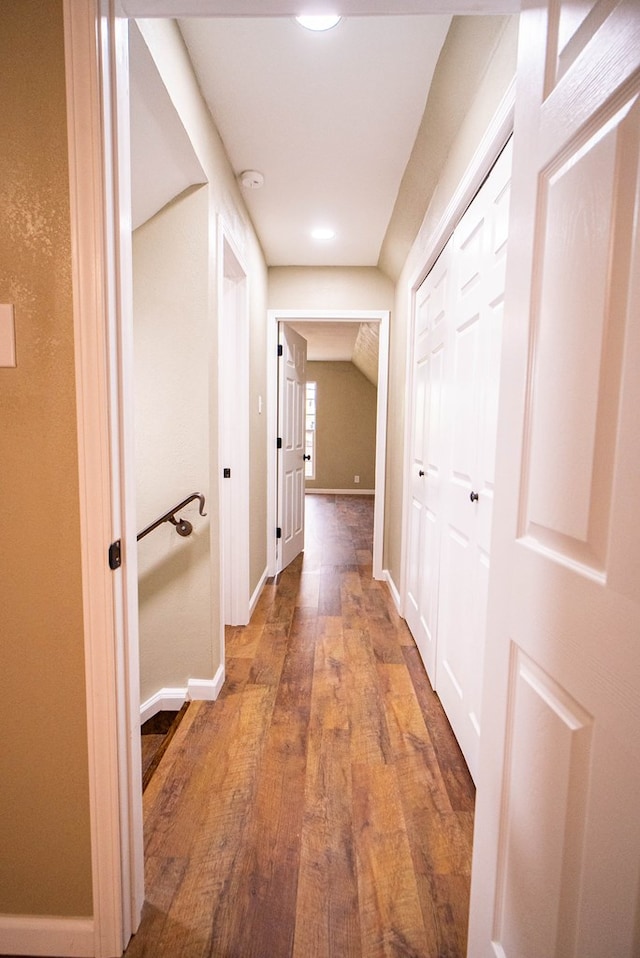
129;7;517;266
288;322;360;361
127;13;449;360
127;2;517;359
129;24;206;230
287;321;380;386
178;15;451;266
129;14;452;265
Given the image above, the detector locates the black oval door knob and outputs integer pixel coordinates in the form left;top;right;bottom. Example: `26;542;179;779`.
470;491;479;502
419;470;425;477
303;454;311;461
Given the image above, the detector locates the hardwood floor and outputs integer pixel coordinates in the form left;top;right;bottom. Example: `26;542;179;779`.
140;704;190;791
125;494;474;958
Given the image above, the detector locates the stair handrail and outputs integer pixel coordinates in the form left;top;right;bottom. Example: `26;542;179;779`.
137;493;207;542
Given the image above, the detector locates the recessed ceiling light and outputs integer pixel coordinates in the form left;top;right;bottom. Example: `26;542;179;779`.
295;14;342;32
311;227;336;240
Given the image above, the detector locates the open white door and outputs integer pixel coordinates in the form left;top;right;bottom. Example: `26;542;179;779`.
469;3;640;956
277;324;307;572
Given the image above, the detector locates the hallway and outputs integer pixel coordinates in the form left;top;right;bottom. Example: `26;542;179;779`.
125;494;474;957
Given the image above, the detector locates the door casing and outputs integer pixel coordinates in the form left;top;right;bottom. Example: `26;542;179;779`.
218;221;250;627
267;310;390;579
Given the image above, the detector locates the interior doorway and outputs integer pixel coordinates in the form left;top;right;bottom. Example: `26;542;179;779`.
267;309;390;580
218;224;250;627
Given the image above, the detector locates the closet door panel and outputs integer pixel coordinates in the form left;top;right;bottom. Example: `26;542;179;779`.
436;143;513;781
405;241;452;682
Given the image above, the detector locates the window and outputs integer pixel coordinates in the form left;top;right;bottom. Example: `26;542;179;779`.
305;381;316;479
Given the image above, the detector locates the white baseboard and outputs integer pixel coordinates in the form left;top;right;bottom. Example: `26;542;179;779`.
249;566;268;618
188;663;224;701
139;686;187;724
383;569;403;616
140;664;226;723
306;488;375;495
0;915;94;957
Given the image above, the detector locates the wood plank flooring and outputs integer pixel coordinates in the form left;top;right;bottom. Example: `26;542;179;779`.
125;494;474;958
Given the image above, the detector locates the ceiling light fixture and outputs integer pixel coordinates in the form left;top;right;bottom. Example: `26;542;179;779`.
295;14;342;31
311;227;336;240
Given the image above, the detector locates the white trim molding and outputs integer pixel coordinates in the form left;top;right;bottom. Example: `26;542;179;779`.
383;570;403;616
249;566;269;618
0;915;94;957
64;3;137;954
188;665;225;701
217;217;251;630
140;687;188;723
140;665;226;723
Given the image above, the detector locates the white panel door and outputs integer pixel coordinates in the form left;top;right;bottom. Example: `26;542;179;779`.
405;239;453;682
436;142;512;780
469;3;640;956
277;324;307;571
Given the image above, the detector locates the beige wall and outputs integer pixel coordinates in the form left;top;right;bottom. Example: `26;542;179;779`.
268;266;394;311
0;0;93;917
383;16;519;588
306;362;377;492
379;16;515;281
136;19;270;603
134;187;214;704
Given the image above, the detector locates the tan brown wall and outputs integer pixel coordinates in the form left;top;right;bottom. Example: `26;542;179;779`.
0;0;92;916
306;362;377;492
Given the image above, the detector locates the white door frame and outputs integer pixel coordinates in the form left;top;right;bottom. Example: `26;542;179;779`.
267;309;390;579
64;2;143;954
400;79;515;616
218;220;250;627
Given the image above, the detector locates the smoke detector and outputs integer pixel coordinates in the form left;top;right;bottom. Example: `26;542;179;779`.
239;170;264;189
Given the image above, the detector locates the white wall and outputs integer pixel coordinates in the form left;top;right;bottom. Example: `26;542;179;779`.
134;186;213;704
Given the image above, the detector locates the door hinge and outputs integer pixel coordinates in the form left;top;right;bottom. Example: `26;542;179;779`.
276;527;282;539
277;437;282;449
108;539;122;571
223;467;231;478
277;344;283;357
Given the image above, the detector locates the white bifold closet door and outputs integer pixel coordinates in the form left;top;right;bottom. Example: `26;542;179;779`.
405;238;453;683
406;140;512;781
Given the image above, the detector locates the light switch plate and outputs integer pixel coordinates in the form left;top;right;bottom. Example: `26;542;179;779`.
0;304;16;367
